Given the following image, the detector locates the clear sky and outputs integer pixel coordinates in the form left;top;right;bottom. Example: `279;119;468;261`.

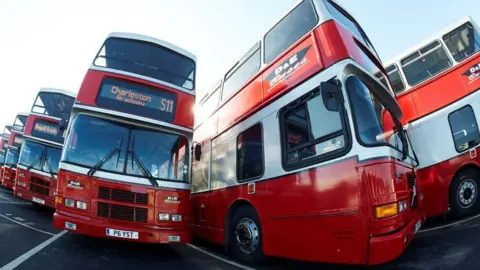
0;0;478;129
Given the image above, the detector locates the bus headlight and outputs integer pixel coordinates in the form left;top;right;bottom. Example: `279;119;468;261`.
64;198;75;208
171;214;182;222
158;213;170;221
375;202;398;219
398;200;408;213
76;201;87;210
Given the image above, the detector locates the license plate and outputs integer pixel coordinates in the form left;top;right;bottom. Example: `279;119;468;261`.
32;197;45;205
414;220;422;233
65;222;76;230
106;228;139;239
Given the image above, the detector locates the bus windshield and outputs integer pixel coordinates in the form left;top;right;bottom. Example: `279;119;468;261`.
32;92;75;120
346;76;410;157
94;37;196;90
62;114;189;182
5;149;19;167
13;115;27;132
19;140;62;174
0;152;5;164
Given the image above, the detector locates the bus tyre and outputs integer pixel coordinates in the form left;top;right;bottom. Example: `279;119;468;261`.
227;206;266;266
450;168;480;218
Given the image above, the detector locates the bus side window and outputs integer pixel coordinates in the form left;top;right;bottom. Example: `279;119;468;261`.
280;88;346;170
443;22;480;62
237;123;264;182
448;105;480;152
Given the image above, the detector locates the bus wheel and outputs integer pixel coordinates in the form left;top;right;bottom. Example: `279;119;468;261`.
450;168;480;218
227;206;265;266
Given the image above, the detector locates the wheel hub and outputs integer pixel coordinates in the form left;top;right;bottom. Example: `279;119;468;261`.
235;218;259;254
458;178;477;208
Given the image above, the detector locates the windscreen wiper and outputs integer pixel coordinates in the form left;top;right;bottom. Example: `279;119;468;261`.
87;143;123;176
43;159;56;179
27;149;45;171
128;136;157;187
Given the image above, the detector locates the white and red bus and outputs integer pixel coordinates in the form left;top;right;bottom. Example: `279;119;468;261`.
53;32;196;244
191;0;423;266
2;113;28;190
378;16;480;218
14;88;76;208
0;125;12;186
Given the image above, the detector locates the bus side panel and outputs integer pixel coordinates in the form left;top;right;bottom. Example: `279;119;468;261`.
76;70;195;129
417;151;480;217
262;158;368;265
459;54;480;92
261;34;323;103
216;77;263;134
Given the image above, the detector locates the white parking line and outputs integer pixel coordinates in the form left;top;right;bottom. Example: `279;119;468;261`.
419;213;480;233
1;230;67;270
187;244;255;270
0;214;55;236
0;202;31;205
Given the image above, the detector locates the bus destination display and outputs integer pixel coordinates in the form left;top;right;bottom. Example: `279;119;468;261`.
96;78;177;122
32;120;64;143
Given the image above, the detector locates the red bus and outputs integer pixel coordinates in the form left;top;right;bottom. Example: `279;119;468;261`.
0;125;12;186
53;32;196;244
377;16;480;218
14;88;76;208
191;0;424;266
2;113;28;190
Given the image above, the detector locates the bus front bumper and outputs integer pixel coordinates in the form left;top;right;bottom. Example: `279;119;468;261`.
53;211;190;244
368;214;425;265
14;188;55;208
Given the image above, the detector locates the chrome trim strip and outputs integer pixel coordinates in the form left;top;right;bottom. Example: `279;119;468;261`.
17;164;57;179
23;135;63;148
28;112;62;122
59;163;190;190
72;104;193;133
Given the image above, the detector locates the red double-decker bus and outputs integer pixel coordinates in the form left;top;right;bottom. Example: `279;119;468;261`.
191;0;423;266
53;32;196;244
14;88;76;208
378;16;480;218
2;113;28;190
0;125;12;187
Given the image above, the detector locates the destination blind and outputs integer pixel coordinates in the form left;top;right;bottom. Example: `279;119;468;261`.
96;78;177;122
13;135;24;148
31;119;64;143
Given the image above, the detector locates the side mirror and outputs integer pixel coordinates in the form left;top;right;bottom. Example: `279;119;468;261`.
194;143;202;161
59;118;68;131
320;81;339;112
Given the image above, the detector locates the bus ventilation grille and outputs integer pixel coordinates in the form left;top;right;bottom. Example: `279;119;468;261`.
97;202;148;223
406;173;416;189
31;177;50;187
29;184;49;196
98;187;148;205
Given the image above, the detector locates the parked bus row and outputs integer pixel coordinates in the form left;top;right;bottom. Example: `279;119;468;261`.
1;0;480;267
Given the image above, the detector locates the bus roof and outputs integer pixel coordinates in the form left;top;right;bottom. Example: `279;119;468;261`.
383;15;476;67
39;88;76;98
16;112;29;118
107;32;197;62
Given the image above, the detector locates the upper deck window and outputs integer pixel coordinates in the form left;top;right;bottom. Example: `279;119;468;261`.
222;48;261;101
264;0;317;64
94;37;196;90
401;41;452;86
378;64;406;94
324;0;380;60
32;93;75;120
12;115;27;132
443;22;480;62
197;84;221;125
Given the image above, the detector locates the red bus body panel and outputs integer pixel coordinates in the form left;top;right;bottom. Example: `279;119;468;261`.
76;70;195;129
2;167;16;190
397;53;480;125
54;170;191;243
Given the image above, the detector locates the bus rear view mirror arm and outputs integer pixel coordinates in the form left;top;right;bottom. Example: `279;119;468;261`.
320;81;340;112
193;143;202;161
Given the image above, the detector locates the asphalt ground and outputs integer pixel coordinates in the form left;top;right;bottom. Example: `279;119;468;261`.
1;187;479;270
